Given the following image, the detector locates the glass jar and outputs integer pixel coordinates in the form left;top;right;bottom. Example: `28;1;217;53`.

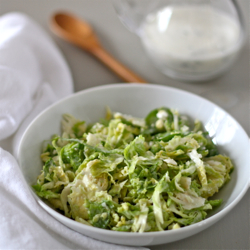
113;0;246;81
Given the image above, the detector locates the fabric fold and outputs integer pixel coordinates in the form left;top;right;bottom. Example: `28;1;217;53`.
0;12;73;141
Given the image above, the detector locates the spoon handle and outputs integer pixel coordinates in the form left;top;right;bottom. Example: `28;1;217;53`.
90;47;146;83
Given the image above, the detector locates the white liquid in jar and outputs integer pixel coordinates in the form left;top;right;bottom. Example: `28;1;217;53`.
140;5;243;80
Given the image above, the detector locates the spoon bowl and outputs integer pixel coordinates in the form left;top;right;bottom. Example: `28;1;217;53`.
51;12;146;83
52;12;99;50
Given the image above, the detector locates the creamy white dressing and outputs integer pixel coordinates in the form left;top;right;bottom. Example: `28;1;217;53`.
140;5;243;79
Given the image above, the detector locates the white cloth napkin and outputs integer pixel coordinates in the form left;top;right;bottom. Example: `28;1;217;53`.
0;12;149;250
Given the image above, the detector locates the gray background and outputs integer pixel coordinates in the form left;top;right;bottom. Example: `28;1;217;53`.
0;0;249;249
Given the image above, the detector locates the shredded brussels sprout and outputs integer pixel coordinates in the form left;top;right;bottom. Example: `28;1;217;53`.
33;107;233;232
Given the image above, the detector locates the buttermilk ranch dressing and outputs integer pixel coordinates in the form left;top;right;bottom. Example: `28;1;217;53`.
140;5;242;79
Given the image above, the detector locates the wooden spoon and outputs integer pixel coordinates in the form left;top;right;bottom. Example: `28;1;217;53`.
50;12;146;83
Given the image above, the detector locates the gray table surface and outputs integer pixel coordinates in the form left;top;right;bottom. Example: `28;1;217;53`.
0;0;249;249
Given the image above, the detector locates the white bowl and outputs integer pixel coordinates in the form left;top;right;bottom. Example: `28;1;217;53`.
18;83;250;246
